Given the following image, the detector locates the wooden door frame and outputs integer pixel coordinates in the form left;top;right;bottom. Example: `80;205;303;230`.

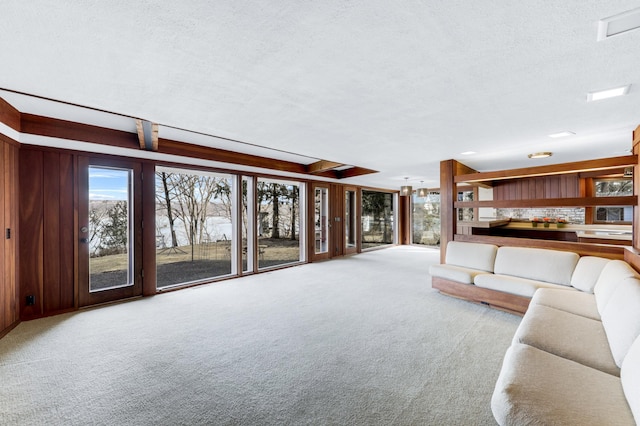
308;182;332;261
343;186;360;255
77;156;143;307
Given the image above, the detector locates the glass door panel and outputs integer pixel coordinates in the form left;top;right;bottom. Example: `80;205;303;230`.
361;190;395;249
155;167;235;289
78;157;142;307
257;177;302;269
345;190;357;249
88;166;133;292
314;187;329;254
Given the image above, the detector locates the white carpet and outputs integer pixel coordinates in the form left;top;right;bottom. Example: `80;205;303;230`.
0;246;520;425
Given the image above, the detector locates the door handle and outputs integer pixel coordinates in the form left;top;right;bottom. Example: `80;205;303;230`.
80;238;88;244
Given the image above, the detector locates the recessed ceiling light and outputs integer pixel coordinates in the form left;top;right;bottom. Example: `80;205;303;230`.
528;152;553;159
460;151;477;155
587;85;631;102
548;131;575;138
597;7;640;41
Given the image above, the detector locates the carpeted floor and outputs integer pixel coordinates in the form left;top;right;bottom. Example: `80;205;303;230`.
0;245;520;425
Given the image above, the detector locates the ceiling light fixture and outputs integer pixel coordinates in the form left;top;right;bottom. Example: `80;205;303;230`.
528;152;553;159
416;181;429;198
587;85;631;102
400;177;412;196
460;151;477;155
548;131;575;138
597;7;640;41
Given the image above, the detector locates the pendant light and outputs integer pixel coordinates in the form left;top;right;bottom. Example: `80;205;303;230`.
400;177;412;196
416;181;428;198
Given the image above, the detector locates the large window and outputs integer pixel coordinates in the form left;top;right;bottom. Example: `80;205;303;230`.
594;178;633;224
361;190;394;248
155;167;235;289
257;178;303;269
412;190;440;246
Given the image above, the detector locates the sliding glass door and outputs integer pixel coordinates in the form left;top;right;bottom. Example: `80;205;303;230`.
257;177;304;269
155;167;235;289
361;190;395;249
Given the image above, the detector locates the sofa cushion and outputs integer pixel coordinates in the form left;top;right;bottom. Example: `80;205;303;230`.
444;241;498;272
530;288;600;320
601;276;640;368
571;256;610;293
474;274;578;298
622;335;640;425
492;343;635;426
513;304;619;376
594;260;639;315
493;247;579;286
428;264;489;284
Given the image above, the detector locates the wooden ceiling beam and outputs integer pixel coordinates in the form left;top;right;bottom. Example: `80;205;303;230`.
135;119;158;151
0;96;21;132
306;160;344;174
337;166;378;179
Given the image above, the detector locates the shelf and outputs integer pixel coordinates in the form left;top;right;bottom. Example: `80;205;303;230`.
454;155;637;184
454;196;637;209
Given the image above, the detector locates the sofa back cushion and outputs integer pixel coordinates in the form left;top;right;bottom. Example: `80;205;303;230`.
571;256;611;293
445;241;498;272
493;247;579;286
601;276;640;368
622;335;640;424
594;260;639;315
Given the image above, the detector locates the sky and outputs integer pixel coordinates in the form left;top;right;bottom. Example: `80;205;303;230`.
89;167;130;201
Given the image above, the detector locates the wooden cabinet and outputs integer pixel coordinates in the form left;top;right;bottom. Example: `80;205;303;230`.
440;155;639;260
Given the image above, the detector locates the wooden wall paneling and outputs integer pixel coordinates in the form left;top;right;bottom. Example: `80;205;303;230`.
545;176;554;198
514;179;521;200
40;151;76;313
8;143;19;330
528;178;536;199
0;140;6;330
59;153;75;309
19;149;44;319
522;180;530;200
584;177;594;224
142;162;157;296
535;177;544;199
1;140;19;336
43;152;62;312
440;160;456;263
398;195;411;245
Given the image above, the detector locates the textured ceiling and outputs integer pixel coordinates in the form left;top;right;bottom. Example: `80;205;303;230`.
1;1;640;189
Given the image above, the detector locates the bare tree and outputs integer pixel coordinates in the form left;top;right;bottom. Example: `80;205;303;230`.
156;172;179;248
160;173;220;260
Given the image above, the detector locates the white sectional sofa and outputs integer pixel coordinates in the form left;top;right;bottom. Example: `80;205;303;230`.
429;241;640;424
492;260;640;425
429;241;612;314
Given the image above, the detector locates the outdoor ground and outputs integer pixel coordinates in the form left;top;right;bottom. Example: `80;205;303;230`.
90;238;301;290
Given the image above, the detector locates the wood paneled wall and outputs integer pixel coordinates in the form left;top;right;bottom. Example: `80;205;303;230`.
19;148;76;320
1;135;19;337
493;174;581;200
